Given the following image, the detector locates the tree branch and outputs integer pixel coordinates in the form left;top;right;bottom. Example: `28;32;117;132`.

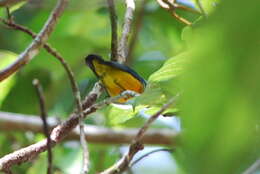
0;111;177;145
107;0;118;61
0;82;100;172
0;0;68;82
195;0;207;17
0;14;90;173
100;98;176;174
117;0;136;64
79;111;89;174
156;0;199;25
0;18;84;106
242;159;260;174
130;148;174;167
126;0;147;65
33;79;53;174
0;90;152;171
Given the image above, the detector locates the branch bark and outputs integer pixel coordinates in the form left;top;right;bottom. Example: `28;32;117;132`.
33;79;53;174
130;148;174;167
0;83;102;172
126;0;147;65
0;111;177;145
0;18;84;107
156;0;199;25
195;0;207;17
0;14;89;173
0;0;68;82
107;0;118;61
0;89;176;171
117;0;135;64
242;159;260;174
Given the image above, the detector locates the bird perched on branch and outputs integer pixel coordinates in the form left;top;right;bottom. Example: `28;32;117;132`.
85;54;146;103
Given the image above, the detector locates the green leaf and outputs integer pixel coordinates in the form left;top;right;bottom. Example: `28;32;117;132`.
148;53;187;83
181;26;193;43
10;1;27;13
144;106;178;116
108;104;145;125
135;84;167;106
177;1;260;173
136;53;187;108
0;50;17;107
1;68;52;114
120;115;146;128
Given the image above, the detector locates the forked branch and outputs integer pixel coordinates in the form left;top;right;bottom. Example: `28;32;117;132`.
0;0;68;82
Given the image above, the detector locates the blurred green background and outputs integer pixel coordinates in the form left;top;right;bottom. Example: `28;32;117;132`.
0;0;260;173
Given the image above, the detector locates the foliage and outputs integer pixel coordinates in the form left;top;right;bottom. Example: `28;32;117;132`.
176;1;260;173
0;0;259;173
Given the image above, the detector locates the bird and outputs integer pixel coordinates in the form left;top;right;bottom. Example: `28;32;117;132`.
85;54;146;103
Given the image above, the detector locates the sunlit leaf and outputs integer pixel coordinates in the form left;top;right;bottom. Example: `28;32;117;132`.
120;115;146;128
108;104;145;125
135;53;187;108
148;53;187;83
0;50;17;107
10;1;27;13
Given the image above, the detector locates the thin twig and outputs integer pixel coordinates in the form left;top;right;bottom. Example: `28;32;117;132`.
118;150;133;174
171;11;192;25
165;0;192;25
83;90;138;114
0;89;139;172
0;18;86;127
100;98;176;174
157;0;200;14
33;79;53;174
117;0;136;64
127;0;147;65
6;7;12;21
242;159;260;174
1;9;102;172
134;98;175;142
80;82;101;174
0;82;101;172
107;0;118;61
0;0;68;82
0;15;89;174
79;114;89;174
156;0;194;25
130;148;174;167
82;82;103;109
195;0;207;17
